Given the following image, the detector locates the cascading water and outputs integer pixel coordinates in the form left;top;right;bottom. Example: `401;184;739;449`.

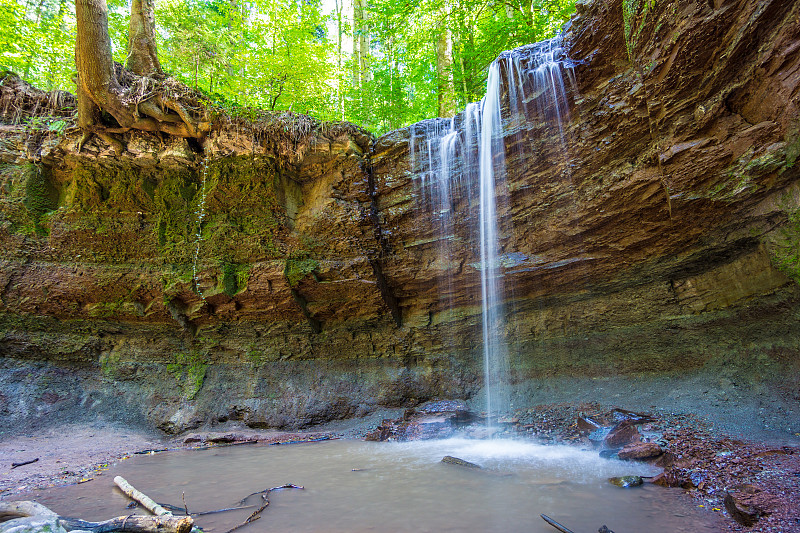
411;35;576;425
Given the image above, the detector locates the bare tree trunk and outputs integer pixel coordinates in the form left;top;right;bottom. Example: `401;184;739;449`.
335;0;344;119
435;11;456;118
352;0;371;86
127;0;162;76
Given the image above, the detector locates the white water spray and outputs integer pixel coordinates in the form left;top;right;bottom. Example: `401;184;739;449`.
410;35;575;424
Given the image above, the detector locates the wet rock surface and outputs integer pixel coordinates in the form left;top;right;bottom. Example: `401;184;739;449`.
608;475;643;488
617;442;663;460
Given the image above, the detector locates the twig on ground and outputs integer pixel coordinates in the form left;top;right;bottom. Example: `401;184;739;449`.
11;458;39;469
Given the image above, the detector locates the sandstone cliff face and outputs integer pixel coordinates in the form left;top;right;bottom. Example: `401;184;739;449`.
0;0;798;434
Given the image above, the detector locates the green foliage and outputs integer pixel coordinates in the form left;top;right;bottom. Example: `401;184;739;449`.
623;0;655;61
0;0;576;135
350;0;576;133
157;0;332;114
167;350;208;400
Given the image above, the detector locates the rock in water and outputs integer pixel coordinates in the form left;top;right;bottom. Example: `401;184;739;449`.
617;442;663;460
604;422;641;448
608;475;643;488
441;456;482;469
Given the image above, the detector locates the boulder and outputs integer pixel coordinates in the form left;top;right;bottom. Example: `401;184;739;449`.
604;422;641;448
723;484;775;527
617;442;663;460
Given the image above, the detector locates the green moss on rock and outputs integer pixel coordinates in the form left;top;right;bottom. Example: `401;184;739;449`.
285;253;319;287
167;350;208;400
771;200;800;285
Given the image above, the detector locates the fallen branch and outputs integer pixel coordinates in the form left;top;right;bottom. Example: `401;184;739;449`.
540;514;576;533
226;484;304;533
194;505;256;516
0;501;58;521
10;458;39;469
60;515;194;533
0;501;193;533
114;476;171;516
237;484;304;506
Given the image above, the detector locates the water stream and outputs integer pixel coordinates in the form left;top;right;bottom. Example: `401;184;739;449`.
411;36;576;420
26;439;720;533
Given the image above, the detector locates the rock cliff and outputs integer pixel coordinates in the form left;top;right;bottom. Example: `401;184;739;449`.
0;0;798;435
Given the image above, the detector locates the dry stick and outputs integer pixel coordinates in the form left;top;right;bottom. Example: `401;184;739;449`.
540;514;576;533
225;484;304;533
237;483;304;505
10;458;39;469
114;476;172;516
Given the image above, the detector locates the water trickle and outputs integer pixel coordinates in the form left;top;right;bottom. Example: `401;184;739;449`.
410;35;576;422
192;158;210;302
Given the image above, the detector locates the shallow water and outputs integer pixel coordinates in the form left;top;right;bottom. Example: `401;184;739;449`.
27;438;722;533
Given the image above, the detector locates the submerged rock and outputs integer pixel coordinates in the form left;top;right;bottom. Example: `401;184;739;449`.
576;416;602;434
608;476;643;488
441;456;482;469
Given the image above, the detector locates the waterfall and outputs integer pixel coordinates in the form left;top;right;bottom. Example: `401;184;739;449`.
410;35;575;424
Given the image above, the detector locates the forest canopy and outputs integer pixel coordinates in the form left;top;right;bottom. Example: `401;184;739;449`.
0;0;576;135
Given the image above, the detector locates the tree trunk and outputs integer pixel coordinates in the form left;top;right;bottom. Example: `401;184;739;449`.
352;0;371;87
127;0;162;76
435;13;456;118
335;0;344;119
74;0;209;149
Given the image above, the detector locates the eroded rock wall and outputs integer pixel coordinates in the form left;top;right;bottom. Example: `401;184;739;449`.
0;0;798;434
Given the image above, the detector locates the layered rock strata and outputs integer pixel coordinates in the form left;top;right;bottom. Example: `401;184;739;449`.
0;0;798;434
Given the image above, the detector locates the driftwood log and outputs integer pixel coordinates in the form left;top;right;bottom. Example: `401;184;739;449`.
0;501;192;533
0;501;59;521
60;515;193;533
113;476;172;516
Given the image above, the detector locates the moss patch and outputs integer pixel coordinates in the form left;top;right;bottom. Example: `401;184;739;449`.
197;156;283;264
786;125;800;169
623;0;655;60
770;199;800;285
167;350;208;400
285;253;319;287
23;163;58;235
